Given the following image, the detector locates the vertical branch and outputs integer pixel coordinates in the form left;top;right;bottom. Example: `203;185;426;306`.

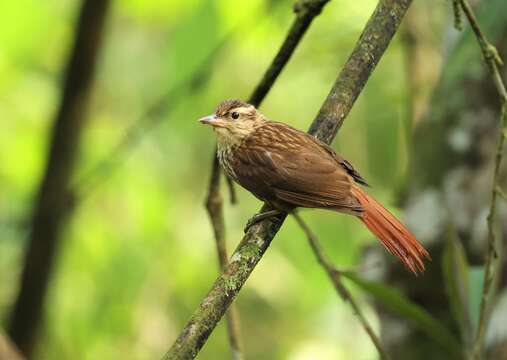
454;0;507;357
168;0;414;358
203;0;331;357
292;213;391;360
474;102;507;358
7;0;111;357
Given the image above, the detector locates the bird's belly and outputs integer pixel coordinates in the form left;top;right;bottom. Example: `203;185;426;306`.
217;145;287;208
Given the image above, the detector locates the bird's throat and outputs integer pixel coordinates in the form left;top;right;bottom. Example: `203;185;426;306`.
214;125;251;151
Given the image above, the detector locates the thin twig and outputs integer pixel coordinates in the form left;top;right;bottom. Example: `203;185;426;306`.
455;0;507;358
474;104;507;359
226;176;237;205
451;0;463;31
292;212;391;360
496;185;507;201
166;0;414;358
248;0;331;107
203;0;331;357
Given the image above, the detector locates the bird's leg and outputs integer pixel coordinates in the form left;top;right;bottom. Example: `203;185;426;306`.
244;209;284;233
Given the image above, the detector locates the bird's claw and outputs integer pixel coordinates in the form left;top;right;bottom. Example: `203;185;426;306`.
244;215;263;233
243;209;283;233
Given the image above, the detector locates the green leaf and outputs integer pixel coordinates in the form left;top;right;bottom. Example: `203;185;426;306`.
342;272;462;358
442;229;473;345
468;266;485;330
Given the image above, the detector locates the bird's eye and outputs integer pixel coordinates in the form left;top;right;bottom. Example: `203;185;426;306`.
231;111;240;120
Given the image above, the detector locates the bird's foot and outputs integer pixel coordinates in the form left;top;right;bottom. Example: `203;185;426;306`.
244;209;284;233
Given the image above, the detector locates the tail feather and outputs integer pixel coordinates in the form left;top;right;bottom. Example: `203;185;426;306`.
351;186;430;274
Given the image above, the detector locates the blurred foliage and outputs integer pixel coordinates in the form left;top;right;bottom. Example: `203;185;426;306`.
0;0;457;359
442;228;474;346
342;271;462;358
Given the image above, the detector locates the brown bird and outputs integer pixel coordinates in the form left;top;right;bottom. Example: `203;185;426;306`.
200;99;430;274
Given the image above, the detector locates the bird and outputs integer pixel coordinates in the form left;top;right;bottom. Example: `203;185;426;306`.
199;99;430;274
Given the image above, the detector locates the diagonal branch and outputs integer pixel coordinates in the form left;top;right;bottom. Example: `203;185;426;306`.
248;0;332;107
292;212;391;360
454;0;507;358
203;0;331;357
167;0;414;358
7;0;111;357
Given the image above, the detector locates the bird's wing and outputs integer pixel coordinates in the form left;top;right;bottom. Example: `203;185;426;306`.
305;133;369;186
232;122;362;212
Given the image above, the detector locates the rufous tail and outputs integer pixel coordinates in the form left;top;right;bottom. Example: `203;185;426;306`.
351;186;430;274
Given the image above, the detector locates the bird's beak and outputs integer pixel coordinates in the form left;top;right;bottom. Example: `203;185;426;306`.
199;114;219;126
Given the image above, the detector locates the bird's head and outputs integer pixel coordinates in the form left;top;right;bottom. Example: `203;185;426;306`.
199;99;263;144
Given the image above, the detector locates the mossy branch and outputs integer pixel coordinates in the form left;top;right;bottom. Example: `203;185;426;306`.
453;0;507;358
166;0;413;358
